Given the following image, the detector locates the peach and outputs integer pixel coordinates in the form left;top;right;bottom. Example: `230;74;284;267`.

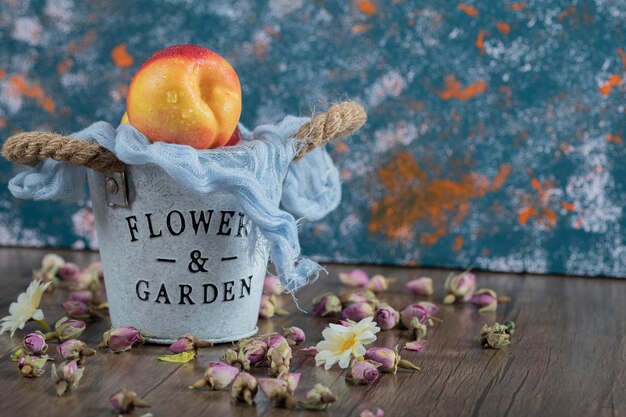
126;44;241;149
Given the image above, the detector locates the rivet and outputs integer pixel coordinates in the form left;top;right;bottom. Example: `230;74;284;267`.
106;177;119;194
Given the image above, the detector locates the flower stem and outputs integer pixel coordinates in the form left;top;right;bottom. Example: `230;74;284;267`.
34;319;50;332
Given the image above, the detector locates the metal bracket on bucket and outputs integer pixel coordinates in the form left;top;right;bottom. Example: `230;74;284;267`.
104;171;129;208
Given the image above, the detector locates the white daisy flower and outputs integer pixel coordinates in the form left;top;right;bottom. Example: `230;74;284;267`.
0;280;51;336
315;316;380;370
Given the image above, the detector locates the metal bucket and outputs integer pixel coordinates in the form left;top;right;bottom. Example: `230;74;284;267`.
87;164;270;344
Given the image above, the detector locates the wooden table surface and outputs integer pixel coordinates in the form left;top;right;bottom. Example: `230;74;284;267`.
0;247;624;417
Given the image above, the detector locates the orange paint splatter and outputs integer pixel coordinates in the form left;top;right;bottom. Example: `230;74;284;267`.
357;0;377;16
8;75;56;113
607;134;623;144
617;48;626;70
439;75;488;100
458;3;479;16
334;141;348;153
68;30;97;55
561;202;576;212
0;118;6;129
544;208;557;226
496;22;510;35
475;30;488;54
558;5;577;21
111;44;134;68
511;2;527;11
369;153;511;246
56;58;73;74
0;69;6;79
599;74;622;95
517;206;536;225
452;236;464;252
351;24;373;34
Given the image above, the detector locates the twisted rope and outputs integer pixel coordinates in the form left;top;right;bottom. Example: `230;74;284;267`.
2;101;366;172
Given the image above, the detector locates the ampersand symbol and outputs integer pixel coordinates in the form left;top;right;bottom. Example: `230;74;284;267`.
188;250;208;273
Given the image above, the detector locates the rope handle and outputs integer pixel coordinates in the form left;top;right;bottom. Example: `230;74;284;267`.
1;101;366;174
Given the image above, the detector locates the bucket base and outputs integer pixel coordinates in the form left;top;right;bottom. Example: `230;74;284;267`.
143;326;259;345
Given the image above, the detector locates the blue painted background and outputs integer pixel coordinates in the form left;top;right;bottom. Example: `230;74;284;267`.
0;0;624;277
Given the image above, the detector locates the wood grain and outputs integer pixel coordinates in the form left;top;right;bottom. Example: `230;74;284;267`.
0;247;624;416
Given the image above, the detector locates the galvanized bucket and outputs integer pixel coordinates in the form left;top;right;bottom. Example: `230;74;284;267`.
87;165;270;344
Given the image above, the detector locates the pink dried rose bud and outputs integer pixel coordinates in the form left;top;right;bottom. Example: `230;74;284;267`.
61;299;91;320
51;359;84;395
311;293;342;317
109;388;151;414
340;290;378;307
258;377;298;409
190;361;240;390
241;338;268;366
341;302;375;321
339;269;369;287
168;334;212;354
364;347;420;374
374;305;400;330
259;294;276;319
68;290;93;304
366;274;393;293
57;339;96;364
400;302;439;328
279;371;300;392
298;346;318;355
263;275;282;296
58;263;81;282
283;326;305;346
18;354;49;377
470;288;498;313
406;277;434;296
443;270;476;304
23;331;48;354
408;317;428;341
231;371;258;405
404;340;428;352
361;408;385;417
54;317;87;342
264;333;288;349
267;339;292;376
346;359;380;385
301;383;337;411
100;327;144;352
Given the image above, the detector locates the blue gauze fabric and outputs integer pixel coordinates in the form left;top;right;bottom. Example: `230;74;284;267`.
8;116;342;292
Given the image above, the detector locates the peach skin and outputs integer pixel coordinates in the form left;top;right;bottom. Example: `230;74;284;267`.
126;44;242;149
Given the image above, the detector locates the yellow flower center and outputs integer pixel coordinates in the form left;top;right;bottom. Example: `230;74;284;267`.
339;334;356;352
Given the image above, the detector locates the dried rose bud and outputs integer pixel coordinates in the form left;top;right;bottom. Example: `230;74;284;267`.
57;339;96;364
101;327;144;352
311;293;342;317
470;288;498;313
263;275;282;296
53;317;87;342
68;290;93;304
240;338;268;367
279;371;300;392
258;377;298;409
298;346;318;355
408;317;428;341
42;253;65;271
361;408;385;417
61;299;91;320
301;383;337;411
336;319;353;326
23;331;48;355
259;294;276;319
443;270;476;304
480;321;514;349
339;269;369;287
190;361;240;390
404;340;427;352
367;274;392;293
400;302;439;328
264;333;288;349
364;347;420;374
51;359;84;395
267;339;292;376
406;277;433;296
168;334;212;354
231;371;258;405
18;354;49;378
109;388;151;414
347;359;380;385
340;290;378;307
58;263;81;282
222;348;248;370
283;326;305;346
33;254;65;286
374;305;399;330
341;302;375;321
